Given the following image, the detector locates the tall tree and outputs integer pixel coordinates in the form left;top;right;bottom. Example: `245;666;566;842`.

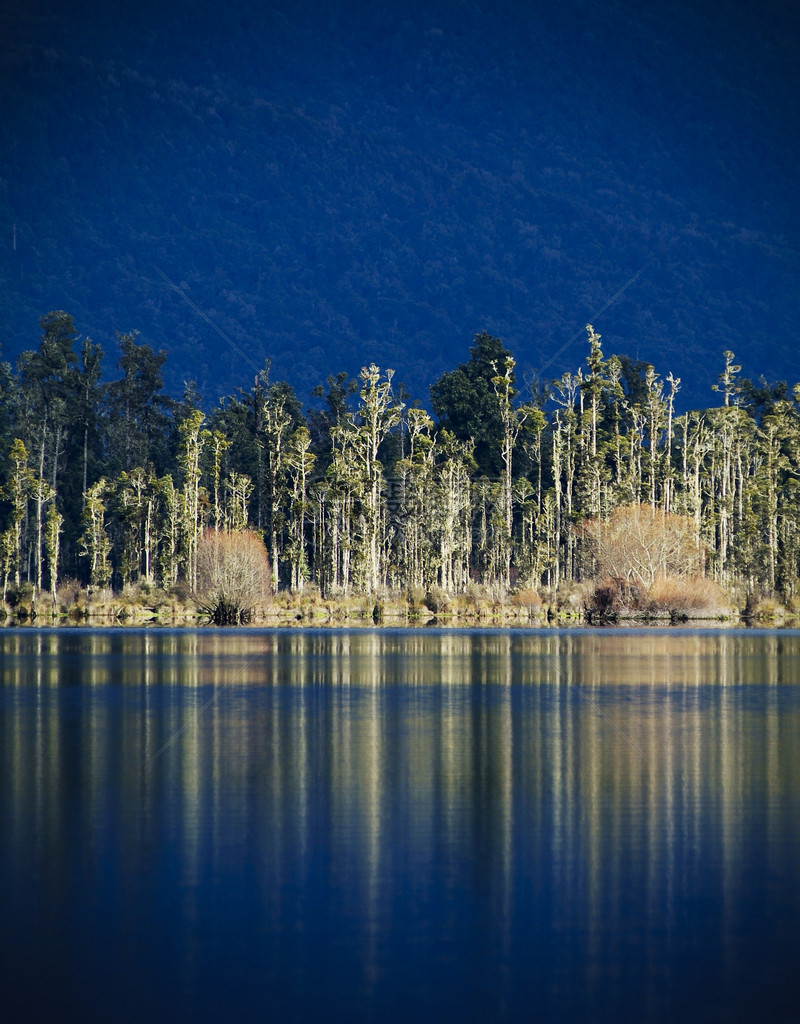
178;410;207;591
491;355;538;587
105;332;174;476
392;408;435;591
80;479;112;590
309;371;358;472
59;336;105;574
17;311;79;503
285;426;315;591
4;439;32;588
431;331;514;477
354;365;403;593
0;357;18;492
208;369;269;528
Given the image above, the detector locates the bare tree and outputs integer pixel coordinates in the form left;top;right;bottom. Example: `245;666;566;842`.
195;529;271;624
583;504;703;594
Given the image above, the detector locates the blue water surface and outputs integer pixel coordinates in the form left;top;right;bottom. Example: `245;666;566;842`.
1;627;799;1023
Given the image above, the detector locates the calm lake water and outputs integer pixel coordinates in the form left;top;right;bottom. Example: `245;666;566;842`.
1;627;799;1023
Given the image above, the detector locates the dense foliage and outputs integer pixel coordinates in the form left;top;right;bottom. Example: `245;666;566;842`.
2;311;800;610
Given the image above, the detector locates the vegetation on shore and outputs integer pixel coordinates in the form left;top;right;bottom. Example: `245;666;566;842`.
3;312;800;626
2;575;796;628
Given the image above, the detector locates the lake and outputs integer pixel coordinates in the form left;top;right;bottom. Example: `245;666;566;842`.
1;627;799;1022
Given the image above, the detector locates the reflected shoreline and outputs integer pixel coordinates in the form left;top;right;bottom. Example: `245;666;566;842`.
2;628;799;1023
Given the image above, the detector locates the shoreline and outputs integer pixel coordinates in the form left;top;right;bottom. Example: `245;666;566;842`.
2;588;795;628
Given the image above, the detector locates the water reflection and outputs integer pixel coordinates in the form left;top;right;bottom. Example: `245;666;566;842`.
1;628;799;1022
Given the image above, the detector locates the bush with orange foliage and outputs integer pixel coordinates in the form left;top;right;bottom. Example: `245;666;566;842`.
582;504;702;589
582;505;726;616
510;587;543;609
643;574;728;615
195;529;271;624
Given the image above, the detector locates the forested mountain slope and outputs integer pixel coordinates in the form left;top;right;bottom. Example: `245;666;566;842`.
1;0;798;409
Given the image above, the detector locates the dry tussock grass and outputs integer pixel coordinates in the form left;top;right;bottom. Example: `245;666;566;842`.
587;573;728;616
645;575;728;612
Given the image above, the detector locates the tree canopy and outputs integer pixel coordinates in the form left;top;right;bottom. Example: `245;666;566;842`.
2;312;800;613
430;332;515;477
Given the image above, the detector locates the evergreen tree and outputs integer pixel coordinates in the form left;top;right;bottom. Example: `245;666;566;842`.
17;311;79;504
430;331;514;477
105;332;174;477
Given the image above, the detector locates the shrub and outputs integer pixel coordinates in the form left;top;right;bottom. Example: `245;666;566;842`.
406;585;427;608
170;580;192;603
582;504;703;589
746;595;783;621
585;577;636;615
6;582;34;609
57;578;83;607
195;529;272;624
645;574;728;613
462;582;492;609
587;573;728;617
424;587;451;614
510;587;543;608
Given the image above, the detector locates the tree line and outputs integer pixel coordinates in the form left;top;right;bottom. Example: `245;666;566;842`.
1;311;799;609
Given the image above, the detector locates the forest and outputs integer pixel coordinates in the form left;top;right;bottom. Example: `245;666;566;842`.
1;310;799;622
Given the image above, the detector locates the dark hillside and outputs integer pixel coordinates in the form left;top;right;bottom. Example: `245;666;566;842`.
1;0;798;407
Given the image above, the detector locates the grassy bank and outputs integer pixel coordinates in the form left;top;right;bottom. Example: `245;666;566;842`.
1;579;787;627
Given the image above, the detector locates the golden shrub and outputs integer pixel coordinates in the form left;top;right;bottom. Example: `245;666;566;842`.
582;504;703;588
195;529;271;624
